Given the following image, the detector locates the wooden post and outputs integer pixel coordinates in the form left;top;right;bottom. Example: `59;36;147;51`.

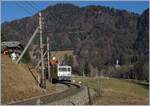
87;86;92;105
97;70;103;96
47;36;51;82
97;75;100;96
82;61;85;77
35;50;47;70
82;66;85;77
39;12;45;89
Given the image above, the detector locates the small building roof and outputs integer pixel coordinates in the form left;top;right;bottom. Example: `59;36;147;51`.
1;41;22;47
1;41;23;52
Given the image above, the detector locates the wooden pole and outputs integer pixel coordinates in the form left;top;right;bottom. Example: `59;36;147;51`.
39;12;45;89
47;36;51;82
87;86;92;105
35;50;47;70
97;70;103;96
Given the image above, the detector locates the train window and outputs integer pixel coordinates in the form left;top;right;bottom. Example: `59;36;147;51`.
59;68;67;72
68;68;71;72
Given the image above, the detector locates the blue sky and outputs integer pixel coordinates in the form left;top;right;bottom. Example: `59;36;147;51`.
1;1;149;23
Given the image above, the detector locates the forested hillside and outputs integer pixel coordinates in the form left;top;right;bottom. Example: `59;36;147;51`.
1;4;149;80
135;9;149;57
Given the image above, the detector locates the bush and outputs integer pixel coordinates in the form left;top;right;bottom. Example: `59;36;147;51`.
101;65;134;79
64;54;74;66
133;58;149;81
68;55;74;66
143;62;149;81
115;66;131;78
21;51;31;64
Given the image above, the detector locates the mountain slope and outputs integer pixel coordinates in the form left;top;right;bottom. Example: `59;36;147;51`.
1;4;139;48
134;9;149;57
1;3;149;68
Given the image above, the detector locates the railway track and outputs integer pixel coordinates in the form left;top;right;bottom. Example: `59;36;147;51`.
9;81;82;105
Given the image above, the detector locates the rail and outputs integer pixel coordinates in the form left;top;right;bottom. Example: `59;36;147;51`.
8;81;81;105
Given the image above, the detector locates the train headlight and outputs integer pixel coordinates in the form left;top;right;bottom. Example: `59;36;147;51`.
52;56;56;60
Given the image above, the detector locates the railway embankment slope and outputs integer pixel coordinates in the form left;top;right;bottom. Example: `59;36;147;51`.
1;55;56;104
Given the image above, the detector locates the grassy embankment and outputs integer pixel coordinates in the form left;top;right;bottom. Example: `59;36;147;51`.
1;55;56;104
73;76;149;105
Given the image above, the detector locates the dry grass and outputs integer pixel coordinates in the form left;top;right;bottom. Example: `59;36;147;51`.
94;89;149;105
50;50;73;60
1;55;56;104
73;76;149;105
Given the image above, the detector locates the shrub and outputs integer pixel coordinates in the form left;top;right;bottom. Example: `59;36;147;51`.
134;58;149;81
21;51;31;64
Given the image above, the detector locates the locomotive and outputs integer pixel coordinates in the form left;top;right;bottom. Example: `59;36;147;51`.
48;57;72;83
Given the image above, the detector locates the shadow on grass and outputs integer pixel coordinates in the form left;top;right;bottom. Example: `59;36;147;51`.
124;79;149;89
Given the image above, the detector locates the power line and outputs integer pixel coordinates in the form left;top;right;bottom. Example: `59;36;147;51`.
25;1;57;24
14;2;40;44
24;1;58;30
25;1;49;26
26;1;49;24
17;1;63;53
26;2;58;66
13;3;31;40
22;1;37;13
15;2;33;15
30;1;41;11
25;1;39;12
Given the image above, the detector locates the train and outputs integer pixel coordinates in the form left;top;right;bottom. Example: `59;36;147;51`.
45;57;72;83
57;65;72;81
49;65;72;83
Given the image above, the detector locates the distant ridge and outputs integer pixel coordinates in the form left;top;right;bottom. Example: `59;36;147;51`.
1;3;149;67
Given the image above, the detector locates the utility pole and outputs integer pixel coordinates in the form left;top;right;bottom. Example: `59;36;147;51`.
47;36;51;82
39;12;45;89
35;50;48;70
